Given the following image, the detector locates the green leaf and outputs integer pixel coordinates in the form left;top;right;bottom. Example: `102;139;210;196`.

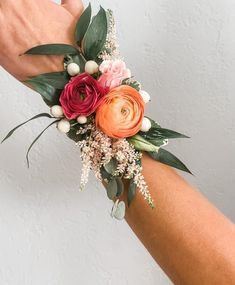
140;128;189;140
148;138;168;147
83;6;108;60
24;44;78;55
105;178;118;200
148;149;192;174
128;180;137;207
100;166;113;182
122;78;142;91
1;113;53;144
25;79;62;106
66;127;88;143
64;54;86;72
116;177;124;197
111;200;126;220
28;71;70;89
104;158;118;175
75;3;92;46
26;120;59;168
147;117;161;128
128;135;159;152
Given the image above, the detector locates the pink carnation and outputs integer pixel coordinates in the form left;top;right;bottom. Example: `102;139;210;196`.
98;60;131;89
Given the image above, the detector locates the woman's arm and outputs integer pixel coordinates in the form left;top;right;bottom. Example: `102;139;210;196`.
1;1;235;284
0;0;83;81
125;154;235;285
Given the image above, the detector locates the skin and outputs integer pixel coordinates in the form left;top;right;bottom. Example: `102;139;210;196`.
0;1;235;284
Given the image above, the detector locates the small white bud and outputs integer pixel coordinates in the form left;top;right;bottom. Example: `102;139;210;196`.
85;60;99;74
77;116;87;124
141;117;152;132
67;63;80;76
139;90;151;103
57;119;71;133
50;105;64;118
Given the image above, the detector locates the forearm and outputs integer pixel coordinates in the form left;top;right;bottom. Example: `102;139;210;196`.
124;153;235;285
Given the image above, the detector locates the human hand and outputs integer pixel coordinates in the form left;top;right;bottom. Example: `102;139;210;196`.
0;0;83;81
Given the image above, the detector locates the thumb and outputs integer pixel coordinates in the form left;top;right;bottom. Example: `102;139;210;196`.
61;0;84;18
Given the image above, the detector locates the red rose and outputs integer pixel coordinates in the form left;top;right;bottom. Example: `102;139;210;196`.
60;73;108;119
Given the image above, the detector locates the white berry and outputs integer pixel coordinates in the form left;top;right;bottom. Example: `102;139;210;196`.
67;63;80;76
57;119;71;133
85;61;99;74
141;117;152;132
77;116;87;124
50;105;64;118
139;90;151;103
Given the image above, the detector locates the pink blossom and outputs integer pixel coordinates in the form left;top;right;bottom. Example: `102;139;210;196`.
98;60;131;89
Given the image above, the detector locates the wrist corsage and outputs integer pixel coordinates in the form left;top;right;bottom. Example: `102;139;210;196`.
2;4;191;220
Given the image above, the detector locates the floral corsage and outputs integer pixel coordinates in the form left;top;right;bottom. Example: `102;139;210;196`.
2;4;191;220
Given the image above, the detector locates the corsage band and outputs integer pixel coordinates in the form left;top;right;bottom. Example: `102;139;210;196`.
2;4;191;220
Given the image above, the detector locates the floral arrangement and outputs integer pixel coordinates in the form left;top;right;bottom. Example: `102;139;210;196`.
2;4;191;220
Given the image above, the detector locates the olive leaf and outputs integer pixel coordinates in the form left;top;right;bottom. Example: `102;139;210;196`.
28;71;70;89
83;6;108;60
24;44;78;55
75;3;92;46
26;120;60;168
1;113;53;144
25;79;62;107
148;149;192;174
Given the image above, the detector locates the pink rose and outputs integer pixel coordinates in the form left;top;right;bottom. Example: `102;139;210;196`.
98;60;131;89
60;73;108;119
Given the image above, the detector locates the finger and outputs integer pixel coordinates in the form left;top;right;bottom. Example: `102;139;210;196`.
61;0;84;18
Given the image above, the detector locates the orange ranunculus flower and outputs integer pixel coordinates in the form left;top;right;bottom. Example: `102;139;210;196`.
95;85;145;139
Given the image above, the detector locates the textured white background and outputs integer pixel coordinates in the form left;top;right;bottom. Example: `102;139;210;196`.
0;0;235;284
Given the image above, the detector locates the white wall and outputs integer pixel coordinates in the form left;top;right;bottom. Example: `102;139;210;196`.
0;0;235;284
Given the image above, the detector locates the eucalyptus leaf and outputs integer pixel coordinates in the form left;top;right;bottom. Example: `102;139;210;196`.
148;149;192;174
83;6;108;60
75;3;92;46
128;135;159;152
100;166;113;182
28;71;70;89
24;44;78;55
112;201;126;220
26;120;60;168
104;158;118;175
105;178;118;200
116;177;124;197
1;113;53;144
128;180;137;207
25;79;62;106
